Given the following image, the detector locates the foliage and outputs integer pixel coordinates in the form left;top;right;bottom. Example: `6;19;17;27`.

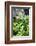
13;13;29;36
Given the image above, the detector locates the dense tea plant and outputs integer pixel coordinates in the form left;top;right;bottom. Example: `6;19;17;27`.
13;13;29;36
